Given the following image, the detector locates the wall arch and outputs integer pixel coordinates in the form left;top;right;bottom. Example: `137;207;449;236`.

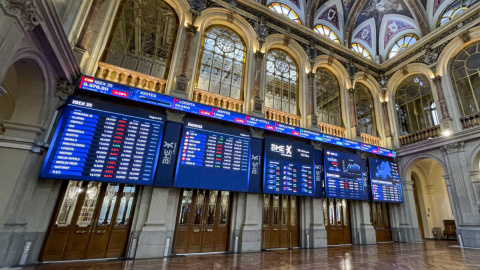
353;73;384;139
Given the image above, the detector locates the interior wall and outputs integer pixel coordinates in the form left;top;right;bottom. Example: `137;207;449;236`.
411;159;453;239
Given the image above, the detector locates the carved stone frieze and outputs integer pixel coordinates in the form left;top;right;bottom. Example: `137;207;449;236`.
55;80;75;101
442;141;465;154
249;127;264;139
310;140;322;150
4;0;42;31
166;109;186;123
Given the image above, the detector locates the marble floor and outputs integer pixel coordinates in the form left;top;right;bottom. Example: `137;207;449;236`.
21;241;477;270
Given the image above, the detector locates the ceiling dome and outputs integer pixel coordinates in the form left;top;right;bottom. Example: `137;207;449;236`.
267;0;480;62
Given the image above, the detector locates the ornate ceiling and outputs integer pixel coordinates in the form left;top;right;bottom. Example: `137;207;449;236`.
265;0;479;62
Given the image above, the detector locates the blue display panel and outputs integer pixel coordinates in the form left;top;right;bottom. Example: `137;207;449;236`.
153;121;182;187
78;76;396;158
313;150;324;198
174;121;253;192
40;98;165;185
369;158;403;203
324;149;367;200
263;137;318;197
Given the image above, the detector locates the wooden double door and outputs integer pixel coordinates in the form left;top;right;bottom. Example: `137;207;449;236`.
370;202;393;242
173;189;231;254
41;181;137;261
262;195;299;249
324;198;352;245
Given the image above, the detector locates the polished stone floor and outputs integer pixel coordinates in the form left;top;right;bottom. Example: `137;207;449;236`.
21;240;478;270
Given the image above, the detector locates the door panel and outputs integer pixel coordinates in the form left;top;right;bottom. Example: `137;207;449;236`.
41;181;136;261
173;189;231;254
370;201;392;242
325;199;351;245
262;195;299;249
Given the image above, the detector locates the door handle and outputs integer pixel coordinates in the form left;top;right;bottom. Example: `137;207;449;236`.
76;230;86;234
206;229;213;232
97;230;107;234
193;229;201;232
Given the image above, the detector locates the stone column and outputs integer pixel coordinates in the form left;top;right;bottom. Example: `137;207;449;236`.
469;170;480;211
350;201;376;245
251;50;264;118
73;0;103;68
239;194;263;252
136;187;170;258
173;24;198;99
348;88;360;138
432;75;450;120
442;142;480;248
307;72;320;131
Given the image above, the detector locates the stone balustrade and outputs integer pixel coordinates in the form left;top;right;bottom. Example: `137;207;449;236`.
461;112;480;129
264;107;301;127
318;122;346;137
193;88;244;113
96;62;167;93
399;125;441;147
361;133;381;146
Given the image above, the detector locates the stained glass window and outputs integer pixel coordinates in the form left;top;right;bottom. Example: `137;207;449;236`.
437;0;479;27
314;25;340;43
103;0;179;79
315;68;342;126
265;49;298;114
450;42;480;117
355;83;377;136
351;43;372;60
268;3;301;24
388;34;418;60
196;26;246;100
395;74;438;135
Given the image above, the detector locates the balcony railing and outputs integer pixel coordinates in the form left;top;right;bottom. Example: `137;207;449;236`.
264;108;301;127
193;88;244;113
461;112;480;129
318;122;346;137
96;62;167;93
361;133;381;146
399;125;441;147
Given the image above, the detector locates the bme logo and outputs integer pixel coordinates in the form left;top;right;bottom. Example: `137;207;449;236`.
271;144;292;155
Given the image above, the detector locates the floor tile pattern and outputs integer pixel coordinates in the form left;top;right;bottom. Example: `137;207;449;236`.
22;241;477;270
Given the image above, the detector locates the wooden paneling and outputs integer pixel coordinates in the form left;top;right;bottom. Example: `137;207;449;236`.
370;202;393;242
325;199;352;245
173;190;231;254
262;195;299;249
40;182;136;262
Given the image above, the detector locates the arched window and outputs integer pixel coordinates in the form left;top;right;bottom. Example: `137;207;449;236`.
265;49;298;114
196;26;246;100
315;68;342;126
355;83;377;136
102;0;179;79
388;34;418;60
437;0;479;27
451;42;480;117
351;43;372;60
268;3;302;24
395;74;438;135
314;25;340;43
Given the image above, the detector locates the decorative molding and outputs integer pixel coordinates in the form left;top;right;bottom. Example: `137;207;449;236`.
55;80;75;101
226;9;235;23
310;140;322;150
185;23;199;35
283;35;291;47
249;127;264;139
166;109;186;123
4;0;42;31
459;30;471;43
442;141;465;154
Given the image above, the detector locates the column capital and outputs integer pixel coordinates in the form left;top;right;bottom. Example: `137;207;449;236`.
442;141;465;154
308;71;315;79
55;80;75;101
254;50;264;59
348;88;355;94
185;23;198;34
432;75;442;84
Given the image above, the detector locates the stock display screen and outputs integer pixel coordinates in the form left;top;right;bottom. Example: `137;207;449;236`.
40;98;165;185
369;158;403;203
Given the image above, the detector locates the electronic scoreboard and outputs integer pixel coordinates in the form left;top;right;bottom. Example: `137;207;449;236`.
40;98;165;185
369;158;403;203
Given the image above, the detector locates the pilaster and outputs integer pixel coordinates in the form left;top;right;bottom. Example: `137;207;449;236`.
172;23;198;99
239;193;262;252
250;50;264;118
350;200;376;245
